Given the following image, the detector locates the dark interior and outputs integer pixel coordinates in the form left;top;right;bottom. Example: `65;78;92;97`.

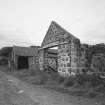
17;56;29;69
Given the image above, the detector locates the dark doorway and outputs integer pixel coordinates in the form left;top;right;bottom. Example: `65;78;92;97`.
17;56;29;69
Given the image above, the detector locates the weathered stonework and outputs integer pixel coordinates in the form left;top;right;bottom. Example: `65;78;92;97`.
39;49;45;70
79;44;89;73
39;21;81;76
58;43;71;76
91;54;105;73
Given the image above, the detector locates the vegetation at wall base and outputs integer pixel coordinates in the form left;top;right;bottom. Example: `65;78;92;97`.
1;65;105;105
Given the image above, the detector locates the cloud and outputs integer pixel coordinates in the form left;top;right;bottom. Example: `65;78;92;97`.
0;0;105;47
0;35;7;41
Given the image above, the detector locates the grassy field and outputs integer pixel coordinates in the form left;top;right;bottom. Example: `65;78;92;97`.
0;69;38;105
1;65;105;105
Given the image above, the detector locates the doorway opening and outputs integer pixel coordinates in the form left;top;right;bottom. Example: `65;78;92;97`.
17;56;29;69
46;46;58;72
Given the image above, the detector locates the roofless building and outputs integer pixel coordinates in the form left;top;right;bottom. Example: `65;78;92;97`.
39;21;81;76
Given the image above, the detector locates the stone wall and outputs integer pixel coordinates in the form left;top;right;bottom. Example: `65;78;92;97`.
57;37;80;76
91;54;105;73
58;43;71;76
39;37;81;76
39;49;45;70
39;21;81;76
79;44;87;73
28;56;39;70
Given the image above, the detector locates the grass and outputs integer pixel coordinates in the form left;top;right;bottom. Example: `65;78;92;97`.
1;65;105;104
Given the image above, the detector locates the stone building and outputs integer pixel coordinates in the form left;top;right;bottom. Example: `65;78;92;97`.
9;46;39;70
79;44;89;73
7;21;105;76
39;21;81;76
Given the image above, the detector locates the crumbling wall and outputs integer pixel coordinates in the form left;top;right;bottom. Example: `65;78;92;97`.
39;49;45;70
39;37;81;76
79;44;88;73
70;38;80;74
28;56;39;70
91;54;105;73
57;37;80;76
39;21;81;76
58;43;71;76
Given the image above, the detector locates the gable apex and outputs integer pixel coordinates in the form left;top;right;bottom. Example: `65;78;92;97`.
41;21;79;47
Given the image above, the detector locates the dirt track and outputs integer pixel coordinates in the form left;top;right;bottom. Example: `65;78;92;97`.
0;71;100;105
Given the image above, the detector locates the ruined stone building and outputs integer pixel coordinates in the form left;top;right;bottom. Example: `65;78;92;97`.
9;46;39;70
7;21;105;76
7;21;92;76
39;21;81;76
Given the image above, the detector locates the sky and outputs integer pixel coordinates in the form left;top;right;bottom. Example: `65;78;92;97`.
0;0;105;48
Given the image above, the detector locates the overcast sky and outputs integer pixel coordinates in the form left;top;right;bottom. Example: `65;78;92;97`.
0;0;105;48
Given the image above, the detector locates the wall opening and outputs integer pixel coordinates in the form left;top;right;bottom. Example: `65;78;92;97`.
17;56;29;69
46;46;58;72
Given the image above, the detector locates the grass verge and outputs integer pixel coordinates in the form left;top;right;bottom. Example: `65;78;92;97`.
1;65;105;104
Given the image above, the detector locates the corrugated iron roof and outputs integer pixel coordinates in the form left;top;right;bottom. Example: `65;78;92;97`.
13;46;39;57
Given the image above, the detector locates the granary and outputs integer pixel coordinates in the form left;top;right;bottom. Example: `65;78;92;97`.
9;46;39;70
39;21;81;76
